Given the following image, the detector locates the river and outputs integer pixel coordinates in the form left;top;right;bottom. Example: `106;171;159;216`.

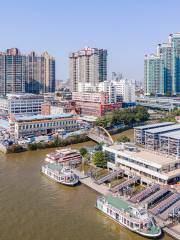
0;130;173;240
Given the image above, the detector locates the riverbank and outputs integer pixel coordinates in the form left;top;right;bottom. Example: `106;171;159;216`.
0;137;173;240
2;127;135;154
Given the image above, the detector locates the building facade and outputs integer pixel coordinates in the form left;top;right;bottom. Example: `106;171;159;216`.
0;94;44;118
0;48;55;96
10;113;78;139
0;48;26;95
72;91;122;117
103;144;180;185
144;33;180;95
69;47;107;92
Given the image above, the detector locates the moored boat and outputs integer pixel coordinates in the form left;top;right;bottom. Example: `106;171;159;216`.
45;148;82;166
96;195;161;238
42;163;79;186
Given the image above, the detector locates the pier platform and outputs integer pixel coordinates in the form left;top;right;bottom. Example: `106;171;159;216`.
73;169;109;195
164;225;180;240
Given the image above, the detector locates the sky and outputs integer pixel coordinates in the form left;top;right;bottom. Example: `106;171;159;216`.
0;0;180;82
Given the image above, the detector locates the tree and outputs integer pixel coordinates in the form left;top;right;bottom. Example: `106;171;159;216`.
79;147;88;157
28;143;37;151
53;136;61;147
92;151;107;168
117;135;130;143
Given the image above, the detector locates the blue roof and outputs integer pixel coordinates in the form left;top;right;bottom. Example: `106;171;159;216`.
15;113;74;122
0;119;10;129
146;124;180;134
134;122;174;130
160;130;180;140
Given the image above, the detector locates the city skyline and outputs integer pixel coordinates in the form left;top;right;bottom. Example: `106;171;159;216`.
1;0;180;81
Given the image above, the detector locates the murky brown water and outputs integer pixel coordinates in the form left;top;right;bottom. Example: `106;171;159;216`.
0;131;173;240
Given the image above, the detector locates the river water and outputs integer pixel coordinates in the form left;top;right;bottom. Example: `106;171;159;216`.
0;134;172;240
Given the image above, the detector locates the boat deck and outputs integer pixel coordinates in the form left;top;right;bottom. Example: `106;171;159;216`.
44;163;63;171
106;195;129;210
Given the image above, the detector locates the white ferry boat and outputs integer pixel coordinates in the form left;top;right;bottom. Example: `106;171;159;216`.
42;163;79;186
45;148;82;166
96;195;161;238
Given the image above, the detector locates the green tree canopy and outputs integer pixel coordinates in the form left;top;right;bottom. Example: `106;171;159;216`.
92;151;107;168
79;147;88;157
117;135;130;143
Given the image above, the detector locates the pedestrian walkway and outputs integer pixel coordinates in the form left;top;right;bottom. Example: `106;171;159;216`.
73;169;110;195
95;169;124;185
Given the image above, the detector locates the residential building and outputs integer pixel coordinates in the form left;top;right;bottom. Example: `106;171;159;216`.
113;79;136;103
26;51;55;94
144;54;161;95
0;48;26;95
98;81;117;103
0;48;55;96
69;47;107;92
144;33;180;95
10;113;78;139
0;93;44;118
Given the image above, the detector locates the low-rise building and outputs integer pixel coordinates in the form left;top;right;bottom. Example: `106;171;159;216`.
72;91;122;117
10;113;78;139
0;94;44;118
134;122;175;145
103;143;180;185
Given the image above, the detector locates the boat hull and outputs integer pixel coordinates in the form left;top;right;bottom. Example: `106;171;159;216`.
41;169;79;186
95;205;162;238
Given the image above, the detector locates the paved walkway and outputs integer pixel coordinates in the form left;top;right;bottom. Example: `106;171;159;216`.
73;169;110;195
164;225;180;240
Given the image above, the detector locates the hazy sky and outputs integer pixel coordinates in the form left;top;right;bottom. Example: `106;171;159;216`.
0;0;179;81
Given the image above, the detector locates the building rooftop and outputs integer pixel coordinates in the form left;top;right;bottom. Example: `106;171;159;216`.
134;122;174;130
0;119;9;129
160;130;180;140
107;144;179;168
145;124;180;134
14;113;74;122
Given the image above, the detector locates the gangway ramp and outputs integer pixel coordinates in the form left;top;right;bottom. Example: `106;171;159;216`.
130;184;160;203
111;176;140;193
159;200;180;220
141;187;170;206
95;169;124;185
150;193;180;215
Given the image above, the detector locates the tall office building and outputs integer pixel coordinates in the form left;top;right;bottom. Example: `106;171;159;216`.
144;33;180;95
69;47;107;92
0;48;55;96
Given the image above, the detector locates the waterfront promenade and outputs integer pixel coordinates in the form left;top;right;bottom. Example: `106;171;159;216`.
73;169;110;195
74;168;180;240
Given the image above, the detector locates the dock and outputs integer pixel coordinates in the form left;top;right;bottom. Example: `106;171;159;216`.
73;169;110;195
164;225;180;240
73;168;180;240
